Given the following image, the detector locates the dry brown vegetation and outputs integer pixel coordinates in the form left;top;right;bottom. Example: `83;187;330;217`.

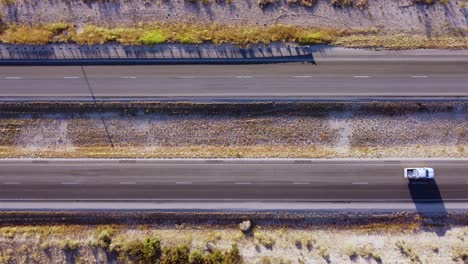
0;23;341;45
0;21;466;48
0;102;467;159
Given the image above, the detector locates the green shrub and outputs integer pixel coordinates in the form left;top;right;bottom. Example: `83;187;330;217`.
204;249;225;264
161;244;190;264
44;22;69;34
189;250;204;264
299;30;336;45
139;29;167;45
97;229;113;249
122;236;161;263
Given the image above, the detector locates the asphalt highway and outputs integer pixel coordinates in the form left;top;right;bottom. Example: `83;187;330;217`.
1;59;468;100
0;159;466;202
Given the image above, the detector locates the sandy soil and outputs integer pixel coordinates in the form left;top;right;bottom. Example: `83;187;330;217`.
1;0;467;36
0;102;466;158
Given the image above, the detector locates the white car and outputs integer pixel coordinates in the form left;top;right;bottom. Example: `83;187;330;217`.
404;168;435;179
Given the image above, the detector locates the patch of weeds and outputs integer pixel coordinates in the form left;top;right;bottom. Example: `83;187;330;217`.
40;242;51;252
189;250;204;264
1;227;16;239
206;231;223;242
139;29;167;45
0;0;15;6
317;245;331;263
225;244;243;264
299;30;337;44
0;25;54;44
72;25;115;45
44;22;69;34
59;239;80;253
96;228;113;249
161;244;190;263
346;245;382;263
331;0;353;7
452;244;468;262
395;240;421;263
254;231;275;249
257;0;277;7
122;236;161;263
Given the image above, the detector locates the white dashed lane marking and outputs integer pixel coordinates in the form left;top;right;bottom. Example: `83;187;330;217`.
61;182;79;185
352;182;369;185
235;76;253;79
3;182;20;185
5;77;22;79
235;182;252;185
293;182;310;185
294;75;311;78
411;75;429;78
175;182;193;185
353;76;370;78
63;76;80;79
120;76;137;79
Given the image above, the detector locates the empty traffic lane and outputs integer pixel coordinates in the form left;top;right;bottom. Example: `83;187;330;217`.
1;60;468;99
0;159;466;201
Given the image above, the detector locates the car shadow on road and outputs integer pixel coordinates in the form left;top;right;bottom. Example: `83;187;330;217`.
408;179;449;236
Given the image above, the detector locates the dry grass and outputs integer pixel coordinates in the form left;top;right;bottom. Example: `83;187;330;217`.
334;34;468;49
395;240;421;263
345;245;382;263
0;22;341;45
0;21;465;48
